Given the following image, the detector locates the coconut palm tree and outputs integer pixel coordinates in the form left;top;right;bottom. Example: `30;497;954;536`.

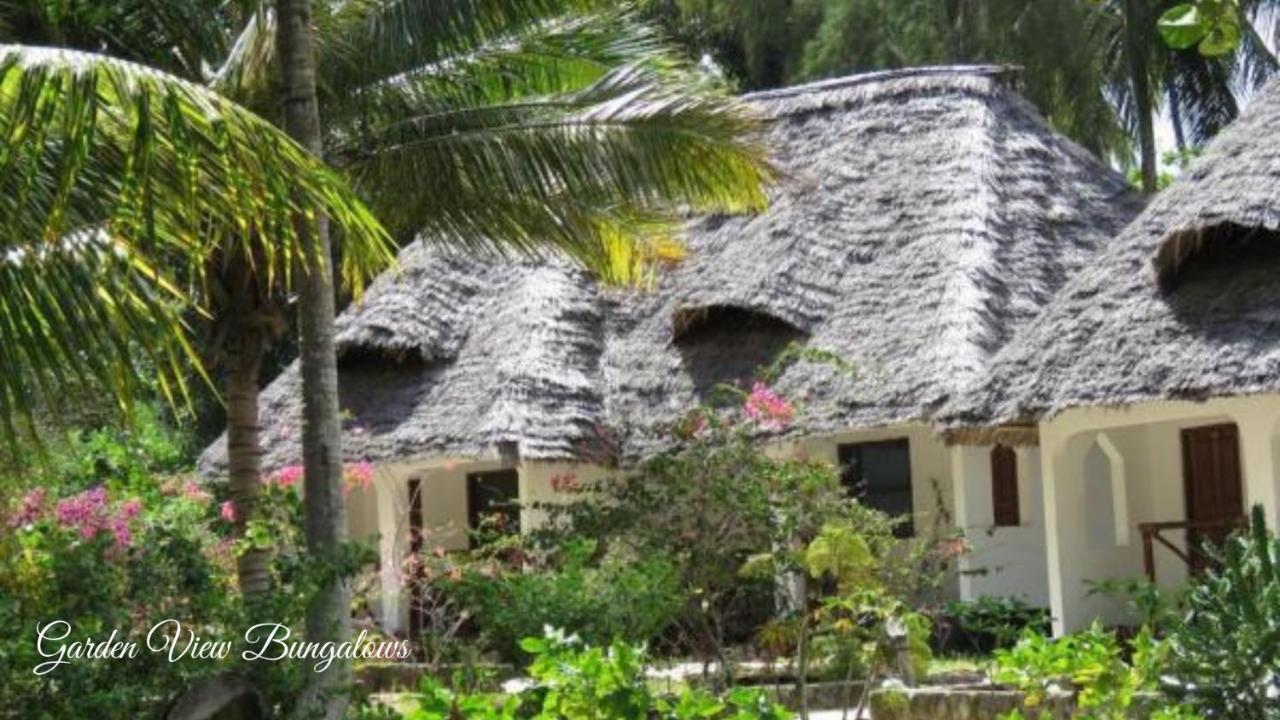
273;2;351;716
0;45;393;451
0;3;398;599
231;1;773;716
1093;0;1277;191
0;0;233;78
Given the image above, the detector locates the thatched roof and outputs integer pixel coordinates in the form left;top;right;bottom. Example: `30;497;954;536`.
199;65;1142;473
942;76;1280;436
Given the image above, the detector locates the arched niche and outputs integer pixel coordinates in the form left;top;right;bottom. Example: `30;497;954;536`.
672;304;808;396
1083;432;1130;547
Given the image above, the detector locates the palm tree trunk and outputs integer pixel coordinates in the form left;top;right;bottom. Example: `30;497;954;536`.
276;1;350;718
226;324;271;596
1168;84;1187;151
1124;0;1157;193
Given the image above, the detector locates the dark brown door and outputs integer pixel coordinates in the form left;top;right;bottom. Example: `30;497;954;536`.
1181;423;1244;570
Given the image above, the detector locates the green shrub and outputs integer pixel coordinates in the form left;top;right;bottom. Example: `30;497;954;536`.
942;595;1050;652
531;416;805;659
1162;505;1280;719
446;538;684;662
1085;577;1184;634
992;625;1201;720
397;630;790;720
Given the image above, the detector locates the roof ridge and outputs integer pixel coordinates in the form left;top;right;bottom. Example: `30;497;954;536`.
930;99;1011;390
741;64;1021;103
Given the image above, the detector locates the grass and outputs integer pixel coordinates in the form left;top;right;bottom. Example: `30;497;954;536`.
925;655;989;678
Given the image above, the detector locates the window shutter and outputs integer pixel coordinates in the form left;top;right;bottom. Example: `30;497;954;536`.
991;445;1020;527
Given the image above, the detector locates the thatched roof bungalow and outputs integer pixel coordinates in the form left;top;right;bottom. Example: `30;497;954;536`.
202;66;1139;467
940;76;1280;635
199;66;1147;633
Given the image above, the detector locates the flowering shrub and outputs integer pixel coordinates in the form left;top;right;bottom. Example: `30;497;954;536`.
527;357;955;681
0;409;379;718
1;471;239;718
268;459;374;497
741;381;795;429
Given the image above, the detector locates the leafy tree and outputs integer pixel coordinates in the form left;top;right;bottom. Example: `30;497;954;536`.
642;0;1277;186
943;0;1130;163
0;0;234;78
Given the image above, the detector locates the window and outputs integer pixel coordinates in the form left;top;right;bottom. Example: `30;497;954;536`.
990;445;1020;527
466;469;520;544
838;439;913;537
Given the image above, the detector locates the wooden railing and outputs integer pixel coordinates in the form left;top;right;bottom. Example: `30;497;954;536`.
1138;518;1246;582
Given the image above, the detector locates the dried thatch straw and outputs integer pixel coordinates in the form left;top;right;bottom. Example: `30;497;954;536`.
199;65;1141;474
941;76;1280;437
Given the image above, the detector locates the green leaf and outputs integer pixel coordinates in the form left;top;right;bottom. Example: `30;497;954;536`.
1197;13;1242;57
1158;4;1209;49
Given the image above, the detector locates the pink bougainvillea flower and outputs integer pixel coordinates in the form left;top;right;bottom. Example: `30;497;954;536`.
275;464;304;490
550;473;581;493
119;499;142;520
220;500;237;523
742;382;795;430
8;487;47;527
55;486;108;530
109;517;133;549
342;461;375;496
181;480;212;504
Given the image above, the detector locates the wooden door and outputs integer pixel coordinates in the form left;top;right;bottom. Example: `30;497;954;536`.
1181;423;1244;570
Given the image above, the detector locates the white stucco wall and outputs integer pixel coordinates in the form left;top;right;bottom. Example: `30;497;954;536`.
517;461;617;530
1039;394;1280;635
951;445;1050;607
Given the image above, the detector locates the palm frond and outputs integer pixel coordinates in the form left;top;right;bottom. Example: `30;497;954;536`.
1234;6;1278;97
0;44;394;439
323;10;670;119
337;59;771;281
1164;49;1240;144
316;0;611;94
208;5;278;102
0;0;233;78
